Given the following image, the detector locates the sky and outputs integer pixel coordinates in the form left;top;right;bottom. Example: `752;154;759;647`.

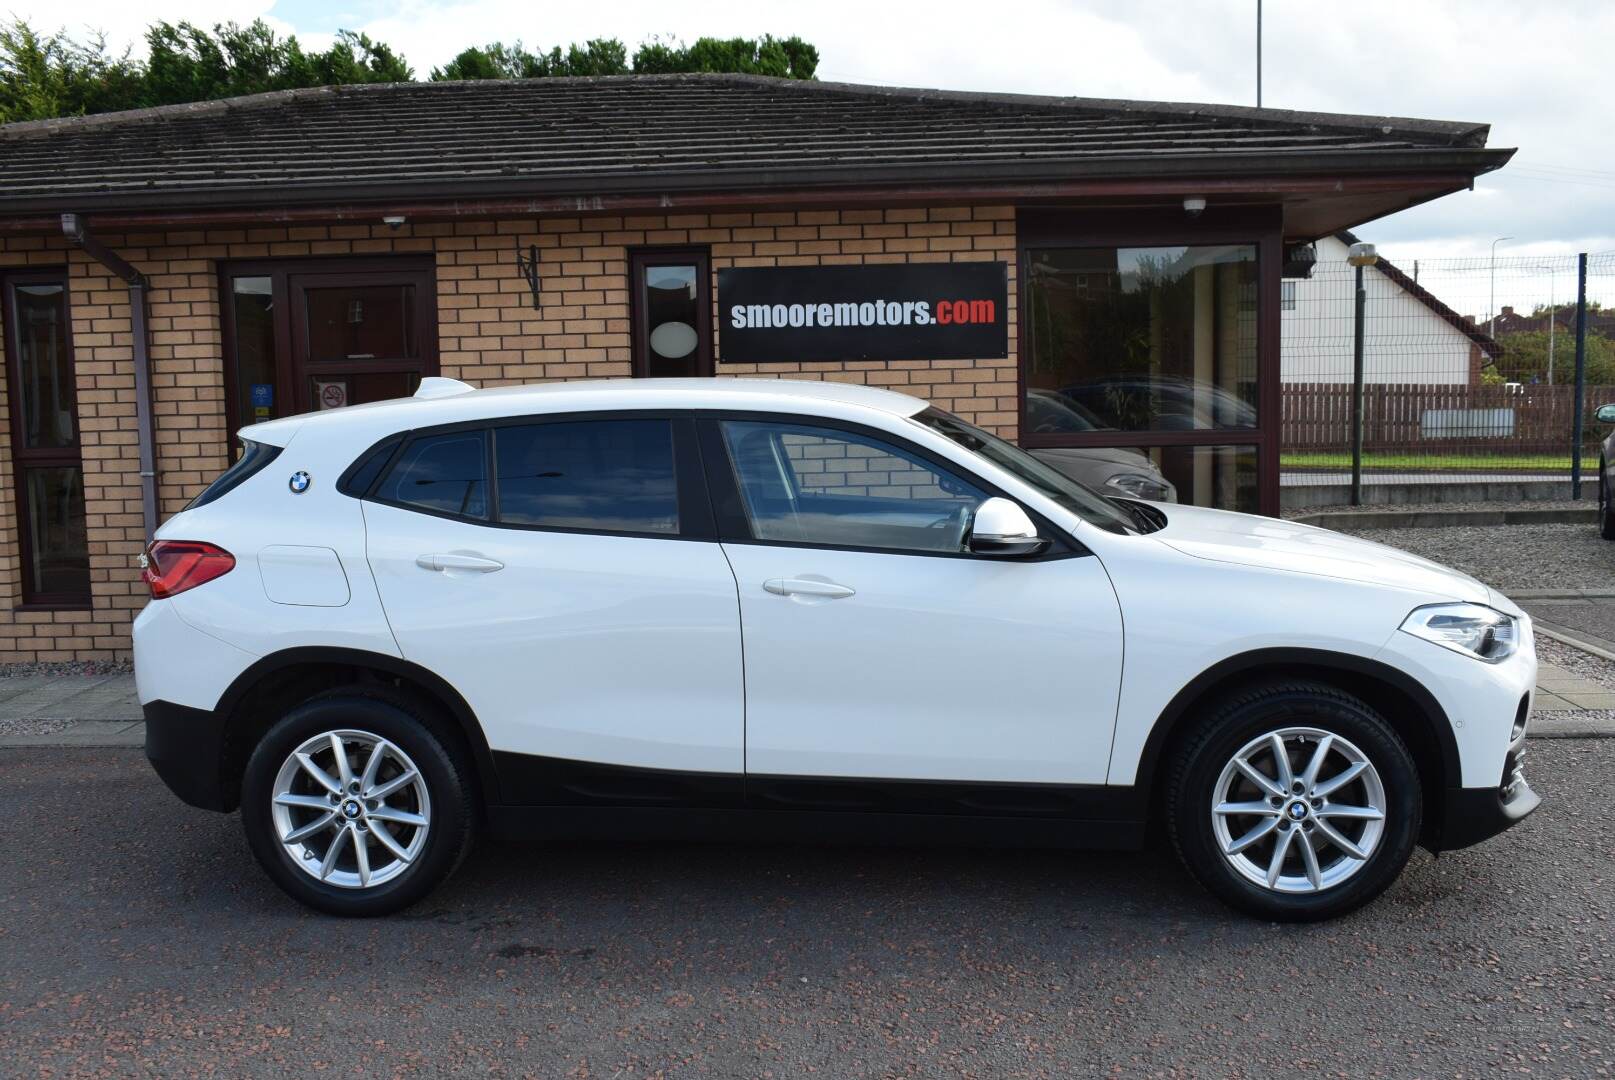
20;0;1615;307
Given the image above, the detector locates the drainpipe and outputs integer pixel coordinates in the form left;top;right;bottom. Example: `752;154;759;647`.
60;213;159;542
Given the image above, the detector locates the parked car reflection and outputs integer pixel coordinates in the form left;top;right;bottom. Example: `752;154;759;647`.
1023;388;1177;502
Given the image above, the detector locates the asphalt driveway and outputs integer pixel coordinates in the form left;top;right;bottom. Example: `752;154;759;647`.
2;743;1612;1078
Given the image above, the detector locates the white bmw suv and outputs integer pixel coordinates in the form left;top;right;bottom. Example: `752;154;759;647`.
134;378;1539;920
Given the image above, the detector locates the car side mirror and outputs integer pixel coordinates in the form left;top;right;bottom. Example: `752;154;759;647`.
967;497;1049;557
1597;404;1615;424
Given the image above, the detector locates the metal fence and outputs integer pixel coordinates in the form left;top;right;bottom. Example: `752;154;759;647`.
1280;249;1615;501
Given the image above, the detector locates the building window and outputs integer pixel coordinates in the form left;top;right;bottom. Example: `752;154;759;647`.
631;249;712;377
1024;245;1259;432
1281;280;1297;311
3;273;90;605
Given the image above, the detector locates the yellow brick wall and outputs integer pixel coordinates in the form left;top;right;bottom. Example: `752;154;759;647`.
0;203;1017;660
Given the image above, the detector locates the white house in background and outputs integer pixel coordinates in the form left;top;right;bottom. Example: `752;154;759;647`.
1280;231;1501;384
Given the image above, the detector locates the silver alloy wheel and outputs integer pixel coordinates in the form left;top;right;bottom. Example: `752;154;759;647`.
270;729;431;890
1210;726;1387;895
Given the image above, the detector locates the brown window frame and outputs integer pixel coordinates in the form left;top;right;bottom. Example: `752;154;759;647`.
219;256;439;451
1015;206;1283;516
3;268;91;608
629;247;714;378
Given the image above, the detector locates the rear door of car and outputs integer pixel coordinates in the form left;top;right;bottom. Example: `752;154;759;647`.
360;412;745;788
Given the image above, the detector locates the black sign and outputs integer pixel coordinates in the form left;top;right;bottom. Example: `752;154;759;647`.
717;262;1009;364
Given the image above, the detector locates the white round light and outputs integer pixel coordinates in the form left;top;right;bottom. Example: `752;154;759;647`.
649;321;698;359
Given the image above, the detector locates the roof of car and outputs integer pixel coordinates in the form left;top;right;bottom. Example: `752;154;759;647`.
241;377;931;445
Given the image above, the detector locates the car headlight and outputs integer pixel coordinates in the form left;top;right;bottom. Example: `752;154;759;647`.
1105;472;1172;500
1400;603;1519;663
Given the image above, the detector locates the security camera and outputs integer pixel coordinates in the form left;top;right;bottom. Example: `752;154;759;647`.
382;215;407;229
1183;197;1207;218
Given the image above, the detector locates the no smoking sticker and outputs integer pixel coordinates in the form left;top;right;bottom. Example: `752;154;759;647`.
315;380;348;410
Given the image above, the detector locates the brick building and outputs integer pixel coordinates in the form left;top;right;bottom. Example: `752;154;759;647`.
0;75;1511;660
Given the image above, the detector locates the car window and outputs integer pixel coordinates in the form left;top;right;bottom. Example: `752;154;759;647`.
494;419;678;534
381;430;488;519
720;420;987;553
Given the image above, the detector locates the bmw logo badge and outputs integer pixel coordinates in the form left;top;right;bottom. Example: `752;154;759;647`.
288;471;311;494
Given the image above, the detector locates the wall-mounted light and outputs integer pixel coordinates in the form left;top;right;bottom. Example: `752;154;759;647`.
515;243;542;311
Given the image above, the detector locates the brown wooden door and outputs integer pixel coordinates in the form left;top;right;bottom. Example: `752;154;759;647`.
288;267;439;413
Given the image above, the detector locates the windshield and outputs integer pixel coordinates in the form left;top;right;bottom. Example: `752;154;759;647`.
911;407;1138;535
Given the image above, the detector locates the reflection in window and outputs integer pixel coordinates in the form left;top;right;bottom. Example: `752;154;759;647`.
5;276;90;602
1025;246;1258;432
721;420;986;553
1139;444;1259;514
382;431;487;518
13;283;77;449
495;420;678;534
304;285;418;361
231;276;277;429
24;466;89;596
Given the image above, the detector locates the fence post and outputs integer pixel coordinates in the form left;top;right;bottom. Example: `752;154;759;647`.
1573;253;1588;499
1351;262;1367;504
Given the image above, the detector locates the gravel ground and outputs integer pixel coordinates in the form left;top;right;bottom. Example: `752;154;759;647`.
1332;521;1615;591
1537;635;1615;687
0;659;131;678
0;716;77;737
1283;499;1589;520
1;743;1612;1077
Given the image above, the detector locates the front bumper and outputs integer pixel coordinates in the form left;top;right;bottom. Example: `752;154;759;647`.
1433;719;1540;851
144;699;231;812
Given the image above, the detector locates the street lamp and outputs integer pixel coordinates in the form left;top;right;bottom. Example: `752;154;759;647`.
1347;242;1380;505
1488;236;1513;338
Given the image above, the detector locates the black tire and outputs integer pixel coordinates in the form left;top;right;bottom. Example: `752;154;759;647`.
240;686;475;916
1600;462;1615;540
1165;681;1421;922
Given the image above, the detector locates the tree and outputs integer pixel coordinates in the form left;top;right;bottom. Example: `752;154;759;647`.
0;21;142;122
142;21;409;106
432;39;629;81
1492;329;1615;386
432;34;817;81
2;18;820;122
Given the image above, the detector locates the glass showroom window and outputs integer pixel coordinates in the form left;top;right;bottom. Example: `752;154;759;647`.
4;273;90;604
631;249;712;377
1024;245;1258;434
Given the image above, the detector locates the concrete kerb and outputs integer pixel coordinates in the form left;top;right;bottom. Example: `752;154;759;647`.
1293;507;1600;530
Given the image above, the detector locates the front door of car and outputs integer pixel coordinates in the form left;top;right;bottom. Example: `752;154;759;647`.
703;417;1124;791
362;415;745;783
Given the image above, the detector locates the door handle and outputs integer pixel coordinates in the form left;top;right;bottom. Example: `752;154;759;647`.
416;553;505;573
763;577;855;599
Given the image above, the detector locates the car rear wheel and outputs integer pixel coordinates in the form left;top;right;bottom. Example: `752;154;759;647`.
1166;682;1421;921
1600;462;1615;540
240;688;474;916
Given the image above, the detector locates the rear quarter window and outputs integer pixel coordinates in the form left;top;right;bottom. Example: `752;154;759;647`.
186;440;282;509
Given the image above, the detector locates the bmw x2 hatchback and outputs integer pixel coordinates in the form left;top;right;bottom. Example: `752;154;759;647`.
135;378;1539;920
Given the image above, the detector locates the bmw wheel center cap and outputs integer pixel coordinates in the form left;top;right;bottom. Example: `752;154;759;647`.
289;471;311;494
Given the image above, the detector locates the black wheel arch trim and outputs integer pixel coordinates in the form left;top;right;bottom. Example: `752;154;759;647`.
214;646;502;807
1133;646;1460;811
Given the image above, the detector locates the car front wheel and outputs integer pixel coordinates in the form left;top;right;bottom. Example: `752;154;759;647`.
240;688;475;916
1166;682;1421;921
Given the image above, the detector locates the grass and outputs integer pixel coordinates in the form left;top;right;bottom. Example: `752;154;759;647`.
1280;452;1595;473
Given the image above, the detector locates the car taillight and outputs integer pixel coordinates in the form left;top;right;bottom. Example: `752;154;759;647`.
142;540;235;599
